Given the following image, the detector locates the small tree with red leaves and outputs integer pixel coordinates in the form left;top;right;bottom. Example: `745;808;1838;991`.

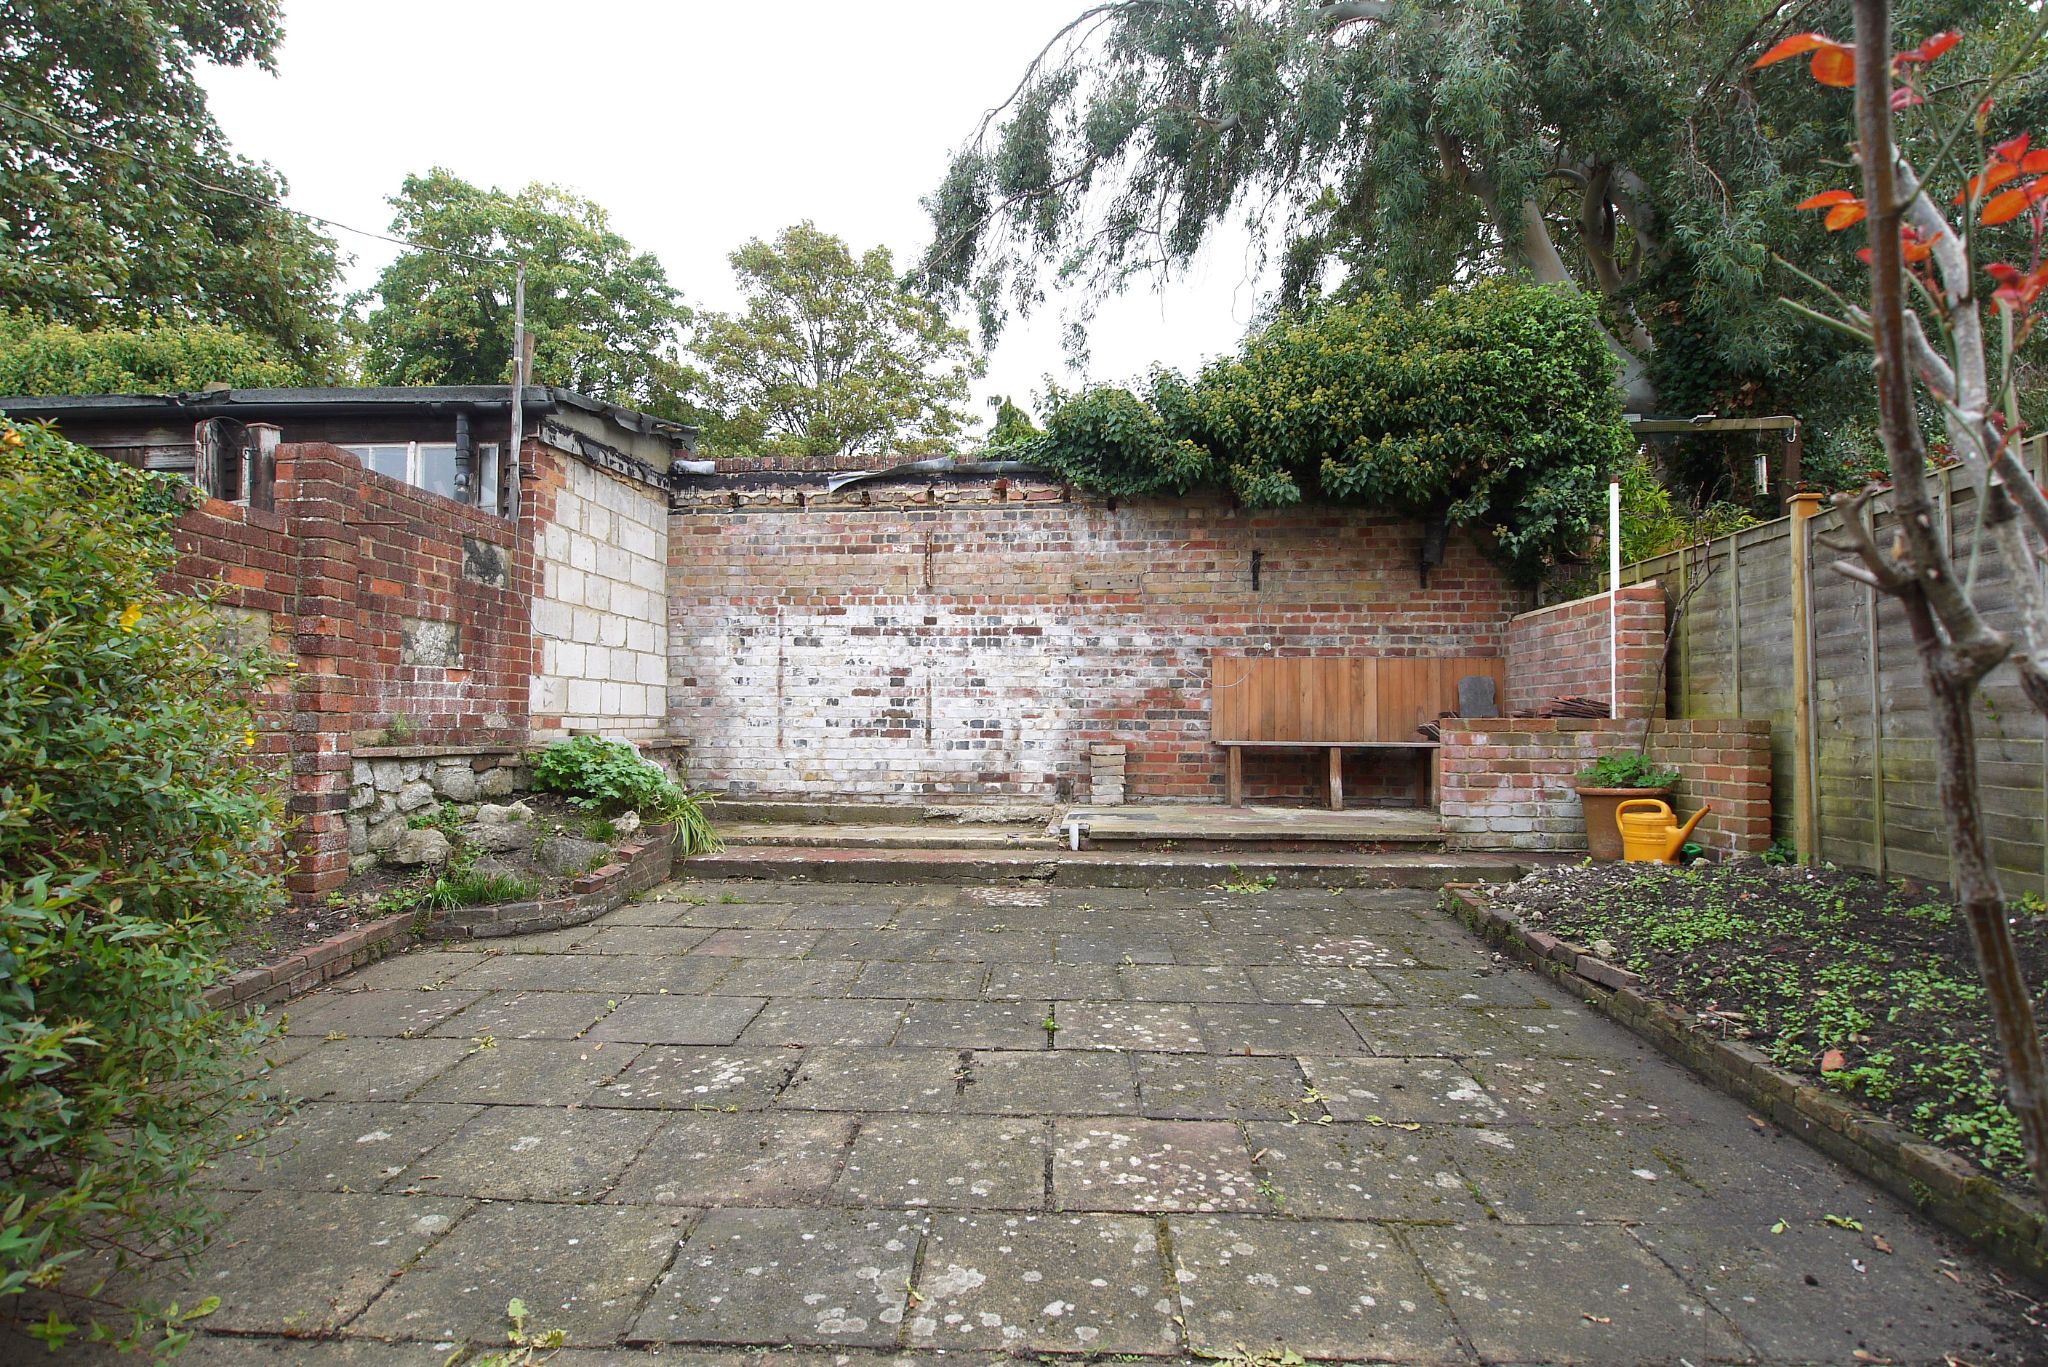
1756;1;2048;1210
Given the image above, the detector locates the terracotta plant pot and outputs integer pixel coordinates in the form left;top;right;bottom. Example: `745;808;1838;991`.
1574;786;1672;861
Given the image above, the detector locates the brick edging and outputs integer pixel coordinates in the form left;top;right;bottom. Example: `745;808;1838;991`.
206;824;681;1010
1437;883;2048;1286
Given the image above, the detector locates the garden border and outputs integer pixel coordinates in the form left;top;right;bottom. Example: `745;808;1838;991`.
205;822;680;1011
1438;882;2048;1285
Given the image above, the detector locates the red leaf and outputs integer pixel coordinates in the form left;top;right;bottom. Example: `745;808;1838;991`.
2021;150;2048;174
1897;31;1961;66
1797;190;1858;209
1902;237;1934;263
1753;33;1834;68
1988;262;2024;285
1811;45;1857;87
1821;1048;1847;1072
1958;161;2021;204
1824;201;1868;231
1994;133;2033;163
1891;86;1925;111
1983;187;2031;224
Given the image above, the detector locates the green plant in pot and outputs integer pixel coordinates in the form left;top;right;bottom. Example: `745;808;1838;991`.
1574;753;1681;862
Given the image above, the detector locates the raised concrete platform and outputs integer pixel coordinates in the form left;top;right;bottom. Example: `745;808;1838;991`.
720;822;1063;851
712;798;1052;827
1067;802;1442;847
684;845;1530;888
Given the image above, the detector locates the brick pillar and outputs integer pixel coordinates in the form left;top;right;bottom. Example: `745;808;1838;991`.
278;445;359;898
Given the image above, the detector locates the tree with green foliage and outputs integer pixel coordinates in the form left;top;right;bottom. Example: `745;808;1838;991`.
354;170;697;421
0;1;344;372
985;394;1041;449
1020;281;1631;581
921;0;2041;498
0;314;306;396
693;222;984;461
0;416;285;1351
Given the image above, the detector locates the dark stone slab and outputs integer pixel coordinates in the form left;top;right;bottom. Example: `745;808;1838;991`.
1055;935;1172;964
897;999;1053;1050
1298;1056;1509;1124
576;924;714;955
424;989;613;1041
1245;1121;1485;1222
1245;965;1398;1007
1117;965;1261;1003
584;1045;799;1110
587;995;766;1045
264;1037;471;1103
847;960;990;998
906;1212;1179;1354
737;998;905;1047
960;1050;1141;1115
1166;934;1294;965
982;962;1124;1001
689;929;823;958
1052;1001;1204;1052
203;1101;479;1193
1198;1003;1368;1056
412;1039;640;1106
609;1111;856;1207
345;948;487;991
1476;1056;1696;1126
352;1202;689;1344
708;958;859;997
780;1046;965;1112
628;1207;923;1347
1053;1118;1261;1212
1405;1222;1746;1363
387;1105;663;1200
1348;1004;1645;1061
1169;1214;1467;1362
283;987;485;1038
1376;965;1557;1008
838;1114;1049;1209
1443;1123;1707;1223
1136;1053;1310;1122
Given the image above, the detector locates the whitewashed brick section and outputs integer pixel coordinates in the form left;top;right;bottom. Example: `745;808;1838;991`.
533;460;668;737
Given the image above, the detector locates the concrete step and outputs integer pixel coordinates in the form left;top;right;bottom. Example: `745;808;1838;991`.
710;798;1052;828
681;845;1531;889
718;822;1062;851
1069;803;1442;845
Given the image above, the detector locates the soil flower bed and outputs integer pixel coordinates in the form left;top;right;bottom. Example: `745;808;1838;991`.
1489;859;2048;1188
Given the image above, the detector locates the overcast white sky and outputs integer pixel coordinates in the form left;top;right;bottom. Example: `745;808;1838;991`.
198;0;1271;432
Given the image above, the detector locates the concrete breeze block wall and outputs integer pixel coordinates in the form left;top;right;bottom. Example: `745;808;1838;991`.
1504;583;1666;719
668;475;1526;803
530;451;670;739
1438;717;1773;855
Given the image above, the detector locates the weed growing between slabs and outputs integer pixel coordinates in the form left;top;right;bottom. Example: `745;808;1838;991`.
1491;861;2048;1186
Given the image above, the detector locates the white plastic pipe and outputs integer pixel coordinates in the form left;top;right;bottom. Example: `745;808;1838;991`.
1609;478;1622;715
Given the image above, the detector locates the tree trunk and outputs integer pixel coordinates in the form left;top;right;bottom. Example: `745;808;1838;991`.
1852;0;2048;1213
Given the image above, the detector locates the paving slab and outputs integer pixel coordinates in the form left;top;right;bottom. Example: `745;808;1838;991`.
345;949;486;991
1245;1121;1486;1222
962;1049;1141;1115
1245;964;1398;1006
897;999;1052;1050
1169;1213;1468;1362
1440;1122;1706;1223
608;1112;856;1206
576;924;714;955
281;986;485;1038
907;1212;1179;1354
837;1114;1048;1209
847;960;989;998
1055;933;1173;964
584;1045;799;1110
352;1202;690;1344
629;1207;922;1347
423;988;614;1040
1053;1118;1262;1212
389;1105;664;1199
781;1046;965;1112
1198;1002;1368;1055
1475;1056;1697;1126
1117;964;1262;1002
412;1039;639;1106
737;997;905;1046
689;928;823;958
453;952;715;995
1348;1004;1644;1060
1054;1000;1205;1052
709;957;859;997
262;1036;470;1103
982;961;1123;1000
586;994;765;1045
1298;1055;1510;1124
203;1100;480;1192
1136;1053;1310;1121
1406;1222;1747;1365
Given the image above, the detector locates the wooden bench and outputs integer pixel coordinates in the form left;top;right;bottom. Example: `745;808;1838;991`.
1210;656;1506;811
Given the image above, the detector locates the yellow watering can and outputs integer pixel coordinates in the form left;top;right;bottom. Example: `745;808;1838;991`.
1615;797;1710;864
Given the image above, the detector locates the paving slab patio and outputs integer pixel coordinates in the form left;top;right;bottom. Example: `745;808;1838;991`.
14;876;2047;1364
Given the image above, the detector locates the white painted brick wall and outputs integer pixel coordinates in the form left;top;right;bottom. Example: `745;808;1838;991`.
532;459;669;738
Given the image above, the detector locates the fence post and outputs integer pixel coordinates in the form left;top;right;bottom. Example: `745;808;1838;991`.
1789;493;1826;863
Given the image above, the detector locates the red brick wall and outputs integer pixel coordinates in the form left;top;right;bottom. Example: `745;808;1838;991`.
668;476;1527;804
1503;583;1666;719
1438;717;1772;855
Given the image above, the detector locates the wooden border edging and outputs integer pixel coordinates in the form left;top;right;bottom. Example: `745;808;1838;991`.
205;823;681;1012
1437;883;2048;1285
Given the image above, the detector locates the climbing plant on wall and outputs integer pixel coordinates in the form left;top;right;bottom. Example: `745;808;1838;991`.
1019;281;1633;582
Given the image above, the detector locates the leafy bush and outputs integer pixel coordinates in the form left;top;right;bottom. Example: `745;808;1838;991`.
1026;283;1632;582
425;867;540;911
0;416;287;1348
0;313;306;396
528;737;722;856
1578;753;1682;790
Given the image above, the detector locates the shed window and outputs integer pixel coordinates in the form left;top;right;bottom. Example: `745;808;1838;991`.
344;442;501;514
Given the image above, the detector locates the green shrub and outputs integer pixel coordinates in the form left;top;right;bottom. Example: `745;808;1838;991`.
1028;282;1632;582
425;867;540;911
1578;753;1682;790
0;416;287;1349
527;738;723;856
0;314;306;396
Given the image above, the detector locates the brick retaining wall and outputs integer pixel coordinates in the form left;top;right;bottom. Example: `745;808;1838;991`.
1503;583;1665;719
1439;718;1772;854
